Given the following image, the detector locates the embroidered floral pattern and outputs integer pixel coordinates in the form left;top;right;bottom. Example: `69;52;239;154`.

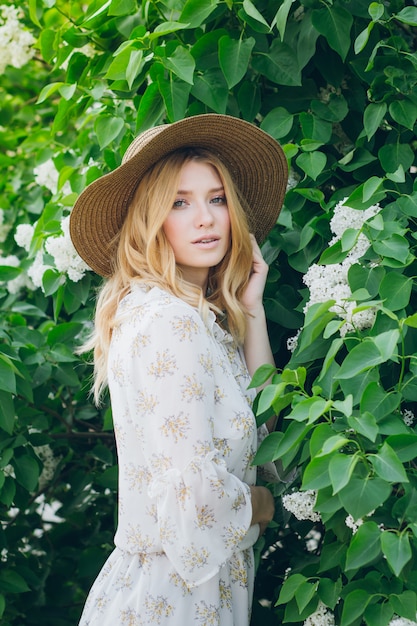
79;286;259;626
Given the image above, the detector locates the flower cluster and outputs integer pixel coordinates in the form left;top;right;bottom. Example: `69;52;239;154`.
12;215;90;291
302;200;381;337
282;489;321;522
0;4;35;74
0;209;11;242
345;514;363;534
45;216;90;282
402;409;415;427
389;618;417;626
304;601;335;626
35;444;62;491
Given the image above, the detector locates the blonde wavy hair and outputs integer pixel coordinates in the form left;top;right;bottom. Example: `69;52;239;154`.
85;148;254;402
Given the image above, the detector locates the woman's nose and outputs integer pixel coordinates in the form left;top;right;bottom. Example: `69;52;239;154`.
196;202;214;227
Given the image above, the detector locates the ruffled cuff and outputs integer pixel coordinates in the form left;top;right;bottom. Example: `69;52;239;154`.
148;451;253;586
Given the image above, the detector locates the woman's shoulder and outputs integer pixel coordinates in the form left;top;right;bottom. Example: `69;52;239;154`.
116;283;203;325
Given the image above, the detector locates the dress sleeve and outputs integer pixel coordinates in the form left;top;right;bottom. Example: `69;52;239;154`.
116;300;253;586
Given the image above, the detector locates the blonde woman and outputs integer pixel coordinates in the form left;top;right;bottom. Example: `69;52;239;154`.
70;114;288;626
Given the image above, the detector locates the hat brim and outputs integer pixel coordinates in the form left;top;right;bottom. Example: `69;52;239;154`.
70;114;288;277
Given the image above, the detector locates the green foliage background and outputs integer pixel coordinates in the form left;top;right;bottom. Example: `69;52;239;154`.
1;0;417;624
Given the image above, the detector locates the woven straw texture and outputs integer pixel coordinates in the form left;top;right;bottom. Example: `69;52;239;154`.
69;114;288;277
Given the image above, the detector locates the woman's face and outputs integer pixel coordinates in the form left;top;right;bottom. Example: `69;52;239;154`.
163;159;231;289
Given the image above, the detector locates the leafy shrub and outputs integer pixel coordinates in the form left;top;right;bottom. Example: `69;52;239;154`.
0;0;416;624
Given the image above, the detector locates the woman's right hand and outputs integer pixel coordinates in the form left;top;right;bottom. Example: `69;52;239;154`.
250;485;275;535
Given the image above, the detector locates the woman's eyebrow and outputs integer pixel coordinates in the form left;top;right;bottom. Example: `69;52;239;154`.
175;186;225;194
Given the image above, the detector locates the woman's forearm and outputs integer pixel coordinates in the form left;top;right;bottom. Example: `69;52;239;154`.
243;306;277;432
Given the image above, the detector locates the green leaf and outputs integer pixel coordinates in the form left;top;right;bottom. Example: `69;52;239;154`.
354;23;373;54
0;391;15;434
272;0;294;40
126;49;144;89
302;455;332;490
149;21;191;39
347;411;379;443
386;434;417;462
311;4;353;61
341;589;373;626
379;142;414;175
395;6;417;26
369;442;408;483
289;396;332;424
191;68;229;113
363;103;387;140
36;82;66;104
389;590;417;622
158;74;191;122
179;0;219;28
360;382;401;420
319;239;349;264
329;453;360;494
95;115;125;149
242;0;271;29
345;521;382;570
0;570;30;593
338;331;399;379
339;477;391;519
257;382;287;414
13;454;40;492
163;46;195;85
373;234;410;264
296;151;327;180
218;36;255;88
295;580;319;613
364;602;394;626
389;99;416;131
0;356;17;394
0;266;21;281
348;264;385;297
249;364;277;389
381;531;412;576
108;0;137;16
380;272;412;310
318;577;342;610
261;107;294;139
252;40;301;87
344;179;386;210
43;269;64;297
136;83;165;133
276;573;307;604
254;421;309;464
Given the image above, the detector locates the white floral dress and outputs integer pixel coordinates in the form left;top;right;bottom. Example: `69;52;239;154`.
79;284;263;626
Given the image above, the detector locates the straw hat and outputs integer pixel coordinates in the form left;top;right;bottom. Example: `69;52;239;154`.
70;114;288;277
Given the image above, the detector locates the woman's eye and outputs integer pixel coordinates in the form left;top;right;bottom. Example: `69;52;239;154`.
173;199;186;208
211;196;227;205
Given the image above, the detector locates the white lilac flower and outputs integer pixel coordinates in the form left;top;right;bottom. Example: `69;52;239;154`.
0;208;11;242
329;202;381;241
0;4;35;74
282;489;321;522
402;409;415;427
0;253;32;293
287;330;300;353
33;160;60;194
345;514;363;534
287;167;300;191
45;215;90;281
35;445;62;490
304;601;335;626
305;529;322;552
14;223;34;251
389;618;417;626
302;200;381;335
27;250;52;289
